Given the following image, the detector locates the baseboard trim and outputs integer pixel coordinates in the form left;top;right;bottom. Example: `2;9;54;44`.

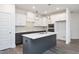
71;39;79;40
57;39;66;41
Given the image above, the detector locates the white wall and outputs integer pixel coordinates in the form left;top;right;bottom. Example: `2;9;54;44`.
0;4;15;48
70;12;79;39
15;8;46;33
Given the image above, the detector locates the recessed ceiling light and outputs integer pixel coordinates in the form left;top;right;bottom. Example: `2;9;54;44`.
32;6;36;9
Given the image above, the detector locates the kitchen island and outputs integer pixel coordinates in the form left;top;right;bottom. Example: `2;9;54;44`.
22;32;56;54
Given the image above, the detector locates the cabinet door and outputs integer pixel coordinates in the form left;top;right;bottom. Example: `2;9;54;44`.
50;13;66;23
56;13;66;21
26;12;35;22
34;18;41;26
34;17;48;26
16;33;22;44
15;13;26;26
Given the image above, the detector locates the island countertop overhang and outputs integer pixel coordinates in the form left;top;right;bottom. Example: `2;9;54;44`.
22;32;56;39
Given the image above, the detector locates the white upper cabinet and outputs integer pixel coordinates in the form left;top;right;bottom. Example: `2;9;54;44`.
56;13;66;21
50;12;66;24
34;17;48;26
34;17;41;26
15;13;26;26
26;12;36;22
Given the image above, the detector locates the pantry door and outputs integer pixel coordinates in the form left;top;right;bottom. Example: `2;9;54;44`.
0;12;11;50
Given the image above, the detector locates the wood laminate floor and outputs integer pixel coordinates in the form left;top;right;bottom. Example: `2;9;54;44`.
0;40;79;54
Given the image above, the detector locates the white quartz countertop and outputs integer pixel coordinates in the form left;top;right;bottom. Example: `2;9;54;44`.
22;32;56;39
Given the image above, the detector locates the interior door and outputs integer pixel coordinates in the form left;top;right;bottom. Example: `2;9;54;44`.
55;21;66;40
0;12;11;50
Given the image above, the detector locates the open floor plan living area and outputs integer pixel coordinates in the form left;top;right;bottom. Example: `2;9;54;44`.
0;4;79;54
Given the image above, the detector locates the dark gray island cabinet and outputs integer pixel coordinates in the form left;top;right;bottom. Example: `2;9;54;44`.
22;32;56;54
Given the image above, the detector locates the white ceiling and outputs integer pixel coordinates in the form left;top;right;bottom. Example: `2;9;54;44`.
15;4;79;15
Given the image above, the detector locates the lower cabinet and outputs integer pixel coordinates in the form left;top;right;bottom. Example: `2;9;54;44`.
15;31;45;45
23;34;56;54
15;33;23;45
